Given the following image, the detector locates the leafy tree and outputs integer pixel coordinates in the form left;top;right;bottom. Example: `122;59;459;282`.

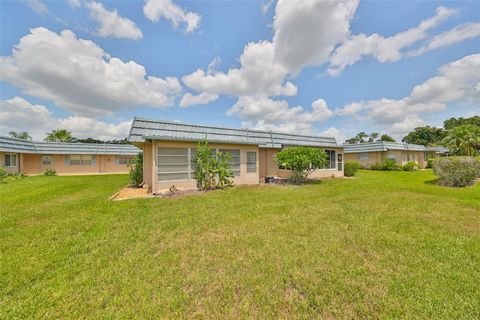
444;116;480;130
9;131;32;140
442;125;480;156
380;134;395;142
274;146;327;184
44;129;75;142
368;132;379;142
346;132;390;144
402;126;446;146
129;152;143;187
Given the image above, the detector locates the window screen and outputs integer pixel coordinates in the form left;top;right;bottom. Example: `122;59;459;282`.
358;153;369;161
157;147;192;181
246;151;257;173
68;155;93;165
5;154;17;167
324;150;336;169
118;155;134;165
219;149;240;176
42;155;52;166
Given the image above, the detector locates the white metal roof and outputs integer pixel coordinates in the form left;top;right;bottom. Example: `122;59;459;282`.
0;136;140;155
128;117;340;148
343;141;428;153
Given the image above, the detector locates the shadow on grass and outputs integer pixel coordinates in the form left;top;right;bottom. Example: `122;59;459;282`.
424;178;441;185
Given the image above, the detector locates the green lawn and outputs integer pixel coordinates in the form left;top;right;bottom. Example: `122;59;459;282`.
1;171;479;319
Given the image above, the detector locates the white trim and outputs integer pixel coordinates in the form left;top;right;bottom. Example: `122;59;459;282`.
4;153;18;167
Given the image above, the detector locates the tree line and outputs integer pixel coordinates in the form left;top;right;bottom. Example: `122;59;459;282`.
8;129;128;144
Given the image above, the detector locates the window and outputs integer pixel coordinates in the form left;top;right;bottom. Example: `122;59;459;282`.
324;150;336;169
387;153;396;160
246;151;257;173
157;147;193;181
358;153;369;161
5;154;17;167
117;155;134;165
219;149;241;176
42;155;52;166
66;155;94;165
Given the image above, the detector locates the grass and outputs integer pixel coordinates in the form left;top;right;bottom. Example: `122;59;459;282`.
0;171;479;319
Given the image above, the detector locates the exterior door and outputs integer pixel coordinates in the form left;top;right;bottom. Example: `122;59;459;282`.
337;153;343;172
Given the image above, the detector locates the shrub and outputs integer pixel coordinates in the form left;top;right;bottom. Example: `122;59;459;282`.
371;159;402;171
0;167;7;183
402;161;417;171
344;161;360;177
274;146;327;184
433;157;480;187
426;158;435;169
43;168;57;176
194;140;234;190
129;152;143;187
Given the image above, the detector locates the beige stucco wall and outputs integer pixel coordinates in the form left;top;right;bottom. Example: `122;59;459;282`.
18;154;131;175
345;150;426;169
145;140;260;193
260;147;344;180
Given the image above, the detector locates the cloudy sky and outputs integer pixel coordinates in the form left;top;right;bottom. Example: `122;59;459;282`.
0;0;479;142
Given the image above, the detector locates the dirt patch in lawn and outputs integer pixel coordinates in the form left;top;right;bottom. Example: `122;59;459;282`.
157;189;205;199
110;187;152;201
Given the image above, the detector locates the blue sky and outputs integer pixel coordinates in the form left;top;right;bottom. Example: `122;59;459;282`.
0;0;479;142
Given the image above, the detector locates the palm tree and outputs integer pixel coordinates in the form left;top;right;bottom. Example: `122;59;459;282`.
9;131;33;140
44;129;75;142
442;125;480;156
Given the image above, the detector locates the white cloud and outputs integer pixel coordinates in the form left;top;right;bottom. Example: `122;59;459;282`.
23;0;50;15
0;97;131;141
143;0;201;33
179;92;218;107
68;0;81;8
242;120;315;135
321;127;346;144
0;27;181;116
273;0;359;73
228;96;333;124
261;0;274;15
85;1;143;40
335;54;480;136
328;6;457;75
183;41;296;97
407;22;480;57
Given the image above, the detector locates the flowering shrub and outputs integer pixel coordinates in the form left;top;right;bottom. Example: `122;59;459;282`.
432;157;480;187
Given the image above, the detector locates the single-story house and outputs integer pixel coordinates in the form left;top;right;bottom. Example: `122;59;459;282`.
128;117;344;193
343;141;448;169
0;136;140;175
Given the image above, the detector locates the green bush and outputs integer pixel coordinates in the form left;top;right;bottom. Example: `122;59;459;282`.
43;168;57;176
0;167;7;183
194;140;233;190
402;161;417;171
371;159;402;171
344;161;360;177
426;158;436;169
433;157;480;187
274;146;327;184
129;152;143;187
0;170;28;183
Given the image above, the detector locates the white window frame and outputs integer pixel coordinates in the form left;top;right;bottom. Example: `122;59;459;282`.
157;147;194;182
4;153;17;167
324;149;336;170
219;148;241;177
117;155;134;165
358;153;369;161
246;151;257;173
66;155;95;166
42;155;53;166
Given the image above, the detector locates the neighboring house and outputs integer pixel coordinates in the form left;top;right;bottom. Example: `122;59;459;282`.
343;141;448;169
128;117;344;193
0;136;140;175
